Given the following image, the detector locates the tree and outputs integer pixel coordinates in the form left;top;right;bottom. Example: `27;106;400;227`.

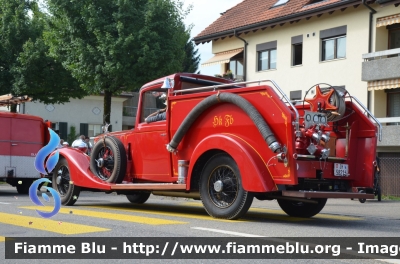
0;0;86;110
45;0;189;125
182;38;201;73
0;0;31;97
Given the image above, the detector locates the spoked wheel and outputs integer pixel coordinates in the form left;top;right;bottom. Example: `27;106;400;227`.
126;192;151;204
52;159;80;206
90;137;127;183
199;153;253;220
277;198;327;218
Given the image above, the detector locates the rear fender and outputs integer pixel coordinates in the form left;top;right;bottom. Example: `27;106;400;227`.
56;148;111;190
187;134;277;192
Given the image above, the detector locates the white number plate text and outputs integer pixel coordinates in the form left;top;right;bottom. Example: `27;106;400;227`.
334;163;349;177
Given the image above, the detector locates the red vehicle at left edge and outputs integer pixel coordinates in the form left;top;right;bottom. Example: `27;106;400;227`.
0;95;52;193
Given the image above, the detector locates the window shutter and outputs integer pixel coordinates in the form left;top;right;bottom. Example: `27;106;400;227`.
80;123;88;137
59;122;68;141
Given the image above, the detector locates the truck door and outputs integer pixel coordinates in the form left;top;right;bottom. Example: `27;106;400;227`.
0;115;11;177
10;117;42;178
132;90;172;182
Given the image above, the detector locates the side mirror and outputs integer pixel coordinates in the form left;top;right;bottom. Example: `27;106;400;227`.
161;78;174;89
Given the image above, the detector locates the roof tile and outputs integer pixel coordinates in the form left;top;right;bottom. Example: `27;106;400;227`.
195;0;354;41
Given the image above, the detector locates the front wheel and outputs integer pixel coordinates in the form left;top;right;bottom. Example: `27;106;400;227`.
199;153;253;220
126;192;151;204
52;159;81;206
277;198;327;218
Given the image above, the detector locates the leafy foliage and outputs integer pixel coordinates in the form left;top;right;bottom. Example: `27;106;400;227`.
45;0;190;123
0;0;86;106
182;38;201;73
67;125;79;145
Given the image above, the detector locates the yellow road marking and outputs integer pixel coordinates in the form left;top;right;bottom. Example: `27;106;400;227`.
183;202;362;221
0;236;5;242
0;212;109;235
84;204;247;223
20;206;187;225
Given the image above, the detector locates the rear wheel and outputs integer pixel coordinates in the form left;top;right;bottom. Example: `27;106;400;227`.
199;153;253;220
126;192;151;204
90;137;127;183
277;198;327;218
52;159;81;206
376;186;382;202
16;179;33;194
358;190;366;203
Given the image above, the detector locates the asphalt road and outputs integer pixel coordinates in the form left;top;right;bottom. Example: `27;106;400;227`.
0;184;399;264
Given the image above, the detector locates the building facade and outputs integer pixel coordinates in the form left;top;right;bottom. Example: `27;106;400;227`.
20;95;130;142
194;0;400;196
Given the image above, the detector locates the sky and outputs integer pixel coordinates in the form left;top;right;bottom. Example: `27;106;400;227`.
183;0;244;76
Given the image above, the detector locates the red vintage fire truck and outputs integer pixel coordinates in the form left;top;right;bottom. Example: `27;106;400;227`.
0;95;52;193
52;73;381;219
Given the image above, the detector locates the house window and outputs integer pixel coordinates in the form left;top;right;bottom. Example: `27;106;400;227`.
88;124;103;137
322;36;346;61
291;35;303;66
320;25;347;61
290;90;302;101
387;89;400;117
229;59;244;80
389;26;400;49
256;41;277;71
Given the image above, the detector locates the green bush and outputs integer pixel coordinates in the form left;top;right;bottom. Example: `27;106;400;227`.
67;126;79;145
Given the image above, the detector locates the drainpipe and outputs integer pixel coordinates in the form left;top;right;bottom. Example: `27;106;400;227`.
362;0;377;111
234;30;248;81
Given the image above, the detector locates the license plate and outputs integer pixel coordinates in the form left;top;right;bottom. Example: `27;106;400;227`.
334;163;349;177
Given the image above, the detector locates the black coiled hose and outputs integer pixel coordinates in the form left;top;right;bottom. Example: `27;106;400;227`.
167;92;281;153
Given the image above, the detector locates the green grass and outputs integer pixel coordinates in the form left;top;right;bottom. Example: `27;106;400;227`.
381;195;400;201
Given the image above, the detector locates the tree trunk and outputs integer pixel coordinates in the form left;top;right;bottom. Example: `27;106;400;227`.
103;90;112;125
10;104;17;113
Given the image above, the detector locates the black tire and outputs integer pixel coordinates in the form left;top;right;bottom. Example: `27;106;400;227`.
377;186;382;202
52;159;81;206
90;137;127;183
16;180;33;194
358;189;366;203
126;192;151;204
199;153;253;220
277;198;327;218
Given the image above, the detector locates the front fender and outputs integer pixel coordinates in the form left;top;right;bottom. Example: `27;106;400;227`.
187;134;277;192
56;148;111;190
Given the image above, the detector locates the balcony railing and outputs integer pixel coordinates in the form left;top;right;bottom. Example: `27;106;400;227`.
362;48;400;61
376;116;400;125
375;117;400;147
362;48;400;82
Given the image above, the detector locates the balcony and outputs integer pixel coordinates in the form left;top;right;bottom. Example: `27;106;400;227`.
362;48;400;83
376;117;400;148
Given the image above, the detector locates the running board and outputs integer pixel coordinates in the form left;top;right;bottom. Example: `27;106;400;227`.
282;190;375;199
110;183;186;191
